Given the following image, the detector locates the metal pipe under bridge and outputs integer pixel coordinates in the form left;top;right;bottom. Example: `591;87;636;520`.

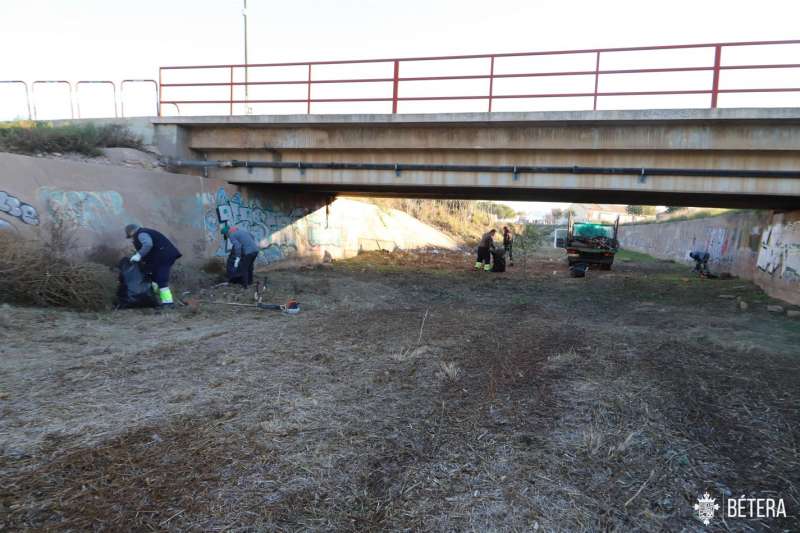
153;108;800;209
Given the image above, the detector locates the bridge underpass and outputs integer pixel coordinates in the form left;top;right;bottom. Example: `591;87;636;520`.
156;108;800;209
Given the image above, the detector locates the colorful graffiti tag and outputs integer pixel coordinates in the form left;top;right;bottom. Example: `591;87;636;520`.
0;191;40;227
205;187;307;263
40;189;124;229
757;219;800;281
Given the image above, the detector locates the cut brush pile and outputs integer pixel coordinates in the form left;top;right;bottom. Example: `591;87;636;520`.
0;232;116;311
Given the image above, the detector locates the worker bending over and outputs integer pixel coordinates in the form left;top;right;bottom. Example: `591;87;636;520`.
125;224;182;308
502;226;514;266
475;229;497;271
689;250;711;276
222;224;260;287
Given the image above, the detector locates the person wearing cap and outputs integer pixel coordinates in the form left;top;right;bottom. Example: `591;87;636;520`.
125;224;182;308
474;229;496;271
221;224;260;287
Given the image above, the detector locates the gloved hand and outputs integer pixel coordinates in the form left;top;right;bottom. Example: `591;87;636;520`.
130;252;141;263
234;257;241;269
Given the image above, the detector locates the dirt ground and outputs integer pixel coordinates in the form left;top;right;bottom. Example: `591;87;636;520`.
1;247;798;532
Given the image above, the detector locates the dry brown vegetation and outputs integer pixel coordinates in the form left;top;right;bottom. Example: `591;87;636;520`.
0;219;116;311
0;248;798;531
365;198;510;244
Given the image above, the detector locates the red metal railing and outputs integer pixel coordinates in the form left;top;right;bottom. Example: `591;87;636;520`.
158;39;800;116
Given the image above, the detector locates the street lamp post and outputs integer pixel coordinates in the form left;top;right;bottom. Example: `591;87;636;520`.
243;0;250;113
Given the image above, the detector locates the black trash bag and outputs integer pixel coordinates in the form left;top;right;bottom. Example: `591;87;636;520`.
116;258;158;308
226;253;245;284
569;262;589;278
491;248;506;272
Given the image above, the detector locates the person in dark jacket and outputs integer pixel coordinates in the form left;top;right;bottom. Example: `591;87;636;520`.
475;229;496;271
502;226;514;266
222;224;260;287
125;224;182;308
689;250;711;276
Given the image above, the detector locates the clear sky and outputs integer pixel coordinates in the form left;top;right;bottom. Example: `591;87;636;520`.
1;0;798;214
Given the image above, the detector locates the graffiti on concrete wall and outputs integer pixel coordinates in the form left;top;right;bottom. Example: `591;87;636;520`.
305;207;343;248
620;213;767;279
757;220;800;281
40;189;124;229
205;187;308;263
0;191;40;227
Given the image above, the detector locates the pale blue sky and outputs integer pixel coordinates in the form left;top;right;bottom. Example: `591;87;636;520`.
2;0;798;214
3;0;798;84
2;0;799;118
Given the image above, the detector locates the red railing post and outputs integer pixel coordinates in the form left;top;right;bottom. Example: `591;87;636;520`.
488;56;495;112
391;60;400;113
307;64;312;114
229;66;234;115
593;51;601;110
711;44;722;108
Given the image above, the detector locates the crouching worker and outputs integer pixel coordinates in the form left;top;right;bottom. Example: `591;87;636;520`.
475;229;497;272
125;224;182;308
222;224;259;288
689;250;711;277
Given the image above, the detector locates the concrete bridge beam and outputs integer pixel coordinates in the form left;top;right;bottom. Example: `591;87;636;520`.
153;108;800;208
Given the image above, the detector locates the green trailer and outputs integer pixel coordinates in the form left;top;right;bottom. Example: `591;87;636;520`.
563;214;620;270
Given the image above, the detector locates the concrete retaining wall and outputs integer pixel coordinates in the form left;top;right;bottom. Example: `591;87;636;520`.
753;210;800;305
620;210;800;305
0;152;220;264
0;153;456;268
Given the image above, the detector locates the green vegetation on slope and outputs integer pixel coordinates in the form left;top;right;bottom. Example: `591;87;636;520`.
0;121;142;156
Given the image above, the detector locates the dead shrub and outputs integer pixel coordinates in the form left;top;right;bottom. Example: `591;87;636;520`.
86;243;127;268
0;232;116;311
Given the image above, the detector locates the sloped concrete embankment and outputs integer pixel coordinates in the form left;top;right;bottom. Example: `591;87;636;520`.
620;210;800;305
0;152;457;266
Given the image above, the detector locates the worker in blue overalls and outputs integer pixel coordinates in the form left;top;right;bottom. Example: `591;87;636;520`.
125;224;182;308
689;250;711;277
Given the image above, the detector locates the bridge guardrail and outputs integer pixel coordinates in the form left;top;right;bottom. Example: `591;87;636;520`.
4;40;800;120
157;39;800;116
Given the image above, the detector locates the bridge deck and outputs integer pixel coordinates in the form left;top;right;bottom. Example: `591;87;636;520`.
154;109;800;208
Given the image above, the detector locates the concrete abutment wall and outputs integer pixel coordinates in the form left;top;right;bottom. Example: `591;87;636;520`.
0;153;456;269
620;211;800;305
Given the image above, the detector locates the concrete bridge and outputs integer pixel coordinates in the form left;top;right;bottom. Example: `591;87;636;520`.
154;108;800;209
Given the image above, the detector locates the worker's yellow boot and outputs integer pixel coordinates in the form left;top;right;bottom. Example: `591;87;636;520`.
474;261;482;270
159;287;175;308
483;263;492;272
